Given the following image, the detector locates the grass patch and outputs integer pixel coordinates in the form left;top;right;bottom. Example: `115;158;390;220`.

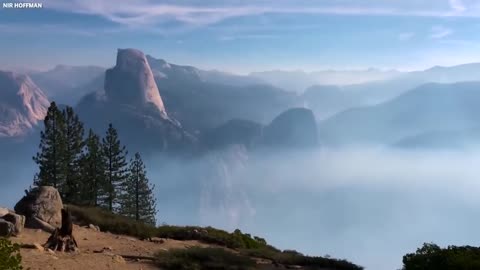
241;248;363;270
155;247;255;270
68;205;363;269
67;205;156;239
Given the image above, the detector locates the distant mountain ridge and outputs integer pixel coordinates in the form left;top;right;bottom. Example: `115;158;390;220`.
0;71;49;138
28;65;105;105
318;81;480;146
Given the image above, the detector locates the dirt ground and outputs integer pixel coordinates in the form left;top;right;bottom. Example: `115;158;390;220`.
10;225;211;270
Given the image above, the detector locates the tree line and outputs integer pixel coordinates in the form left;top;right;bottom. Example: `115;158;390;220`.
32;102;157;225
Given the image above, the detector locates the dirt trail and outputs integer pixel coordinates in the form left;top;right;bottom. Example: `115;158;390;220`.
11;225;210;270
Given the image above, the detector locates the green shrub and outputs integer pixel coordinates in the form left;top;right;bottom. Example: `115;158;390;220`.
156;225;277;250
241;247;362;270
67;205;156;239
0;238;22;270
155;247;255;270
403;243;480;270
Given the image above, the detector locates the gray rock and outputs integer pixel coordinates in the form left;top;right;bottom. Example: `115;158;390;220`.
89;224;100;232
0;218;14;237
14;186;64;230
2;213;25;236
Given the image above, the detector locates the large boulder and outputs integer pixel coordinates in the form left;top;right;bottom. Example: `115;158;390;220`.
0;218;14;237
14;186;63;230
2;213;25;236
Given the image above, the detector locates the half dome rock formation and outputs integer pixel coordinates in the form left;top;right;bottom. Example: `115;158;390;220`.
261;108;319;148
105;48;168;118
0;71;49;137
76;48;196;153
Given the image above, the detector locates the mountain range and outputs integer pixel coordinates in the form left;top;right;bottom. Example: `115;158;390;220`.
318;81;480;146
0;71;49;138
3;49;480;152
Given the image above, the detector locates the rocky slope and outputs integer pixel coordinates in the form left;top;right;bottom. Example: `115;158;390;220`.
0;71;49;138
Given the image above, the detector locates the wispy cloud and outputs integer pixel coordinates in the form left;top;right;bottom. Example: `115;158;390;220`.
218;34;279;41
40;0;480;29
449;0;466;12
430;25;453;39
398;32;415;41
0;23;126;36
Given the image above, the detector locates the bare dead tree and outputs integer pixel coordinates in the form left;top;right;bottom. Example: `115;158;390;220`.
43;209;78;252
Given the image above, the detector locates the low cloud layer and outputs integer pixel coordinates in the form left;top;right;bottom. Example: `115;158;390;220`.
3;146;480;269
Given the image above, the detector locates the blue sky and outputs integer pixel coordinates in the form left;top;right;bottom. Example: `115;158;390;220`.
1;0;480;73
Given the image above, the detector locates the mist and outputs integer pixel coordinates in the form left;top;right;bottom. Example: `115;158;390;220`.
3;146;480;269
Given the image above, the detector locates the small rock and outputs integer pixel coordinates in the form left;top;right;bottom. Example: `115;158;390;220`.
83;237;88;241
0;219;15;237
112;255;126;264
88;224;99;231
33;242;44;251
104;246;113;251
3;213;25;236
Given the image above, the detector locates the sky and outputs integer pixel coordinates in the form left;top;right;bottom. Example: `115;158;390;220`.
1;0;480;73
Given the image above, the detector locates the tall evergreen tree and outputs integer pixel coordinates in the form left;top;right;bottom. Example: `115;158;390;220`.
121;153;157;225
101;124;128;212
33;102;66;189
80;129;106;206
61;106;85;204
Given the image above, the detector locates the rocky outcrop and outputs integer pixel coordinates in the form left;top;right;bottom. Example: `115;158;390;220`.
14;186;63;231
76;48;197;154
2;213;25;236
105;48;168;118
0;71;49;137
0;218;14;237
261;108;318;149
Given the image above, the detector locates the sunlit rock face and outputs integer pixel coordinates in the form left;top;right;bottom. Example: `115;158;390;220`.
105;48;168;119
77;48;197;154
0;71;49;137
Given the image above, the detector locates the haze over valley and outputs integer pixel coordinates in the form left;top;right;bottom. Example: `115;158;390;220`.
3;1;480;269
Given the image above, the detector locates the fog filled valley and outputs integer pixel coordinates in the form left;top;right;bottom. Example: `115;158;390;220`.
4;144;480;269
4;47;480;270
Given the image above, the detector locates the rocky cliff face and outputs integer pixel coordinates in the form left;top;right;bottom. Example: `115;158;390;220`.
76;49;196;154
0;71;49;137
105;49;168;118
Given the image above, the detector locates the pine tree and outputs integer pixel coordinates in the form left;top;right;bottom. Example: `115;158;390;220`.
80;129;106;206
61;106;85;204
101;124;128;212
121;153;157;225
33;102;66;189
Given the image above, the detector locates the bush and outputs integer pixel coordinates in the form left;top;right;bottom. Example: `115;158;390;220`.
156;225;276;250
403;243;480;270
241;247;362;270
67;205;156;239
0;238;22;270
155;247;255;270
